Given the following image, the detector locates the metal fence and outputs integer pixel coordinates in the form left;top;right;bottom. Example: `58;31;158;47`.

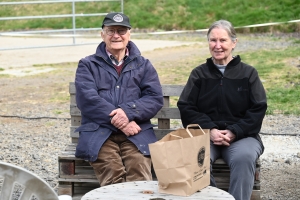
0;0;123;50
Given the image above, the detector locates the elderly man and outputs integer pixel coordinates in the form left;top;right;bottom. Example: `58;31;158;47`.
74;12;163;186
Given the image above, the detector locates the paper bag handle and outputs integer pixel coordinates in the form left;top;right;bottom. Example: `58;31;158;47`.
186;124;206;137
170;134;183;139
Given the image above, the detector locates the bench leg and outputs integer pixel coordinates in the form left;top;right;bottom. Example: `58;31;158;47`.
58;160;75;196
58;182;74;196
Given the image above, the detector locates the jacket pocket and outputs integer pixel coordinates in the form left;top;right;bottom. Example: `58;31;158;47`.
75;122;99;133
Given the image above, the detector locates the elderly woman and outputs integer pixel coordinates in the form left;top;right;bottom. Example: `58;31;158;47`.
177;20;267;200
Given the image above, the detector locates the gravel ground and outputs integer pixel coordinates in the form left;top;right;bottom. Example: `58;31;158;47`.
0;116;299;200
0;33;300;199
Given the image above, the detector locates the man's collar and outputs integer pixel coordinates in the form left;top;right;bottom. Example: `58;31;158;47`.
106;48;129;66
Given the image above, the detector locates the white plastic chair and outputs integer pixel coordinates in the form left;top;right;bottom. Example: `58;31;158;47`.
0;161;72;200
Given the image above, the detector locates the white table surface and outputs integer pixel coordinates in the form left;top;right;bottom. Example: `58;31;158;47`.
81;181;234;200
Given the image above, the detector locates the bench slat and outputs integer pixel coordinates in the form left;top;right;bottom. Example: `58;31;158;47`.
70;105;181;119
69;82;185;97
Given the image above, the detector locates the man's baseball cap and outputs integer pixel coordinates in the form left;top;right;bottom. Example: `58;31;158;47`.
102;12;131;29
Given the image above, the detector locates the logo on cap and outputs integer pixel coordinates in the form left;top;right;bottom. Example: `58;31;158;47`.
113;14;123;22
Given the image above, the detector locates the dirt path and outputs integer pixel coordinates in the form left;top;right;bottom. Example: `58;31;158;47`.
0;36;199;70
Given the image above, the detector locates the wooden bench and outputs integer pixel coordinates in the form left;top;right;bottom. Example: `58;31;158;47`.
58;82;261;200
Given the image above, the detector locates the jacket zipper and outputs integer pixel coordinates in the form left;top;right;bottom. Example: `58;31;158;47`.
219;76;224;113
96;54;138;106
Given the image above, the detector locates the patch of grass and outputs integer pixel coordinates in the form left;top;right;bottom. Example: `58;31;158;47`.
0;0;299;32
245;47;300;115
238;46;300;114
0;74;10;78
29;63;76;79
0;62;77;104
49;82;71;102
266;86;300;114
49;92;70;103
52;109;69;115
242;47;299;86
153;44;210;85
0;68;4;71
45;121;55;126
158;61;196;84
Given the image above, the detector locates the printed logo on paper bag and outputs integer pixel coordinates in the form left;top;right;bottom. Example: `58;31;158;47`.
193;146;207;182
197;146;205;167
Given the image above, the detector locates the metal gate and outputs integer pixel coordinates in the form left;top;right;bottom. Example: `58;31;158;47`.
0;0;123;50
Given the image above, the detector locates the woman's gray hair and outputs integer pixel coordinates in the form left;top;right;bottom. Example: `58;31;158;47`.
207;20;237;42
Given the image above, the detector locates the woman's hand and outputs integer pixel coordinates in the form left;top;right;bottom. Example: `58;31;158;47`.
210;128;232;146
219;129;236;144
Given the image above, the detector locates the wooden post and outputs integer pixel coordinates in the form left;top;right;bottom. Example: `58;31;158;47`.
158;96;170;129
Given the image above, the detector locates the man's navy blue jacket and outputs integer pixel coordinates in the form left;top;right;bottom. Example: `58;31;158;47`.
75;41;163;162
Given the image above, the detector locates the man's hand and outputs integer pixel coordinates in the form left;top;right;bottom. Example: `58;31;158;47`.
121;121;141;136
109;108;129;129
210;128;231;146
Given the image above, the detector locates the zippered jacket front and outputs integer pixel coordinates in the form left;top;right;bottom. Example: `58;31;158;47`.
177;56;267;143
74;41;164;162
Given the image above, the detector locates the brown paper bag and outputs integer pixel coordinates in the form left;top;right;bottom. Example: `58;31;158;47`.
149;124;210;196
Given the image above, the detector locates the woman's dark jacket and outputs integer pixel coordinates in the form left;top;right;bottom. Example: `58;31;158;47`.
74;41;164;162
177;56;267;144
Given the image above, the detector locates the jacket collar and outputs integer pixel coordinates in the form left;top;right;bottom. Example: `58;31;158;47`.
207;55;241;69
95;41;141;62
